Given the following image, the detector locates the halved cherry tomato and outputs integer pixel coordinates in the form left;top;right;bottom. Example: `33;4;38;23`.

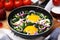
14;0;23;8
23;0;32;5
4;0;14;11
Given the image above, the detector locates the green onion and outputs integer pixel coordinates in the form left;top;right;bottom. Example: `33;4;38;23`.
21;23;26;29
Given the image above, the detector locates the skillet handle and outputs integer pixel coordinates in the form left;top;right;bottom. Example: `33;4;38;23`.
39;0;50;8
34;0;50;8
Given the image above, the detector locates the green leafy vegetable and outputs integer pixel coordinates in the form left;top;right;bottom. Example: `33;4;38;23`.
27;22;34;26
44;16;48;19
20;23;26;29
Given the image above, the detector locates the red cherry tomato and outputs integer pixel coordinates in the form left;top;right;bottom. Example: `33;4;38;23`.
53;0;60;6
23;0;32;5
0;9;6;20
1;0;5;2
0;1;3;9
14;0;23;8
4;0;14;11
0;22;3;28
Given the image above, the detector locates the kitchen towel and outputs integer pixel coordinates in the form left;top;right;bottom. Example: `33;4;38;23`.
0;29;10;40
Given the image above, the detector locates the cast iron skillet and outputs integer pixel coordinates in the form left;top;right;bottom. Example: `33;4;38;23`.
8;0;53;39
8;5;53;39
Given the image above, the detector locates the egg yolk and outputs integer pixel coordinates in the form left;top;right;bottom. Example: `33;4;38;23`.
26;14;40;23
23;26;38;35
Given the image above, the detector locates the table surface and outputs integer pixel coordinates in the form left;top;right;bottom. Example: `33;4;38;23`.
1;11;60;34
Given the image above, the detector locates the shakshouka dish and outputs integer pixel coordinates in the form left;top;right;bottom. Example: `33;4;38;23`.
10;10;51;35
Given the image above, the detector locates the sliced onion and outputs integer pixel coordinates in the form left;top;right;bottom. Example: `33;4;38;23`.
29;10;35;13
39;26;46;30
19;27;23;32
41;27;46;30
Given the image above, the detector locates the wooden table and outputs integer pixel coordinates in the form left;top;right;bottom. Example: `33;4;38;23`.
1;11;60;36
1;11;11;29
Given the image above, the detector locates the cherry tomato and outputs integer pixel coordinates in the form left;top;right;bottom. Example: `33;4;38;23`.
0;9;6;20
0;22;3;28
14;0;23;8
4;0;14;11
23;0;32;5
53;0;60;6
1;0;5;2
0;1;3;9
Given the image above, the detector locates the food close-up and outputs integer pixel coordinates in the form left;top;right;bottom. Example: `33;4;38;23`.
0;0;60;40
